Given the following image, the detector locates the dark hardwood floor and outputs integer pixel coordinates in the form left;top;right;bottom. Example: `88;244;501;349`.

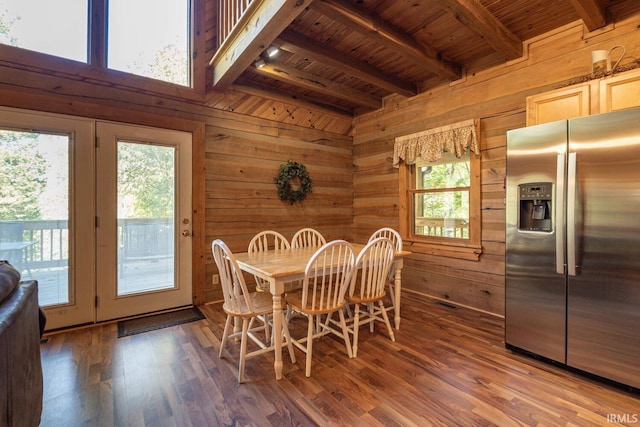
39;292;639;426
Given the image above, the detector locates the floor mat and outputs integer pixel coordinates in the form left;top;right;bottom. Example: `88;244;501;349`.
117;306;205;338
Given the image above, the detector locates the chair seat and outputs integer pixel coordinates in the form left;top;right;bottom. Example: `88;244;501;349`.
347;291;386;305
222;291;273;317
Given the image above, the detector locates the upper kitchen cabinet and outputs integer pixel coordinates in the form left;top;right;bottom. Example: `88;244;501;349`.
599;68;640;113
527;68;640;126
526;83;591;126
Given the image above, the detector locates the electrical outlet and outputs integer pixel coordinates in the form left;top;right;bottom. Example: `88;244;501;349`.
212;274;219;285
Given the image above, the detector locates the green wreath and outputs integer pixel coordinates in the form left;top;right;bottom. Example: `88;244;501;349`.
275;160;313;204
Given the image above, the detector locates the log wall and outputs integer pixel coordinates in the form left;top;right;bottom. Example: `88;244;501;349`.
351;6;640;315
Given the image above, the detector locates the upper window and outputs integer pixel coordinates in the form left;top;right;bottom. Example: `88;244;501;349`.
0;0;190;87
396;120;482;260
0;0;88;62
107;0;190;86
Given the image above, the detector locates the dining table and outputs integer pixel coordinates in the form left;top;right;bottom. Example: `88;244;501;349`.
232;242;411;380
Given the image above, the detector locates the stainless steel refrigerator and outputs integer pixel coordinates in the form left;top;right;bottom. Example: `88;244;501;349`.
505;107;640;390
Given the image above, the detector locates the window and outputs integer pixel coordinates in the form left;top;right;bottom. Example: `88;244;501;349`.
107;0;190;86
0;0;88;62
0;0;191;87
396;120;482;260
412;152;471;238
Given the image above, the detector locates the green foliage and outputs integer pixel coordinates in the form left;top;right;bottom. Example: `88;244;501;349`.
118;142;174;218
0;7;18;45
133;42;188;87
419;157;470;221
0;130;46;220
275;160;312;205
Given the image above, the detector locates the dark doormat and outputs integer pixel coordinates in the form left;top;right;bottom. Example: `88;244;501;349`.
117;306;205;338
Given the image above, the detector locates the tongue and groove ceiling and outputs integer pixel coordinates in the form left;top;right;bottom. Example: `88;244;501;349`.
207;0;625;118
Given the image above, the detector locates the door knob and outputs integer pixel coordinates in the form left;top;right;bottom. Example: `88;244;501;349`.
182;230;191;236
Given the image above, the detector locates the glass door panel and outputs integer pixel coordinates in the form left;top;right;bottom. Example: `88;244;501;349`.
0;107;94;330
0;130;70;305
96;122;192;321
117;142;176;295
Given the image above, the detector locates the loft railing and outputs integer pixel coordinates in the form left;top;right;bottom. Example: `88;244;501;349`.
218;0;254;48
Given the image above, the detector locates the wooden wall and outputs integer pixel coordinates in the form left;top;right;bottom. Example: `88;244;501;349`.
351;4;640;315
1;1;639;316
202;117;353;301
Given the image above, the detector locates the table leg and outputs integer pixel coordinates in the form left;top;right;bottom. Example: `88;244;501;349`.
272;292;283;380
394;265;402;329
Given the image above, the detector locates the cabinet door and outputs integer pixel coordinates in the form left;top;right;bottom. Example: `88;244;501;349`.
600;68;640;113
526;84;590;126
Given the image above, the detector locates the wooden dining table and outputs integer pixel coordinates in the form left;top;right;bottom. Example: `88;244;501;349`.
233;242;411;380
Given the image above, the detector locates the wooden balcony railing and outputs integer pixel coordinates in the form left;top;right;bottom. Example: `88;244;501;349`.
218;0;254;48
1;219;173;272
415;217;469;238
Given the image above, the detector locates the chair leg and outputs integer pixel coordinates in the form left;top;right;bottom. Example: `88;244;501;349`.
281;312;297;363
264;313;271;344
338;309;353;359
369;302;375;333
378;300;396;342
388;280;396;309
238;318;250;383
219;314;233;358
305;315;315;377
352;303;361;358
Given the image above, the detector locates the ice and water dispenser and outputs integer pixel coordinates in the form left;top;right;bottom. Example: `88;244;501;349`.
518;182;552;232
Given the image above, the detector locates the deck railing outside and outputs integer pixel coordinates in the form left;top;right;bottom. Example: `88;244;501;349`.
415;217;469;238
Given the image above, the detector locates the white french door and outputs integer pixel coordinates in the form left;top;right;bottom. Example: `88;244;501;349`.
95;122;192;321
0;107;192;329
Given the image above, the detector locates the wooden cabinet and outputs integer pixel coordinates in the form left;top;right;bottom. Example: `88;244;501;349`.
526;84;591;126
599;68;640;113
527;68;640;125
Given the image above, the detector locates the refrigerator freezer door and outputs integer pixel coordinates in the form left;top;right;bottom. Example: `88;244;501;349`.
505;120;568;363
567;108;640;389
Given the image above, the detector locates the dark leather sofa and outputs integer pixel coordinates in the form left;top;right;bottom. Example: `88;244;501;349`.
0;261;43;427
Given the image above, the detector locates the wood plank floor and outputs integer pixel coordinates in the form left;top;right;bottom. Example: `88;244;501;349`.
39;292;639;426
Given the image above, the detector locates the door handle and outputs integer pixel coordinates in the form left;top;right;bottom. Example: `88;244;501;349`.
567;152;577;276
182;230;191;237
556;153;565;275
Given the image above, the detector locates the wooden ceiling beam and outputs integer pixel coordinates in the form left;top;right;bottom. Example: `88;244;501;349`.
311;0;462;81
249;61;383;110
277;29;417;98
440;0;522;60
569;0;607;31
208;0;313;90
232;81;354;118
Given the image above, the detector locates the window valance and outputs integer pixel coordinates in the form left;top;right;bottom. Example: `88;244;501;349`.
393;119;479;167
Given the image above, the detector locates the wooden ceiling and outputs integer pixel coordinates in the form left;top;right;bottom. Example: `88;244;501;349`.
208;0;626;118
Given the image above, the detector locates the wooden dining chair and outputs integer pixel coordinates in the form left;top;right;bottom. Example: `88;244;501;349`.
291;227;326;248
345;237;396;357
285;240;356;377
368;227;402;313
248;230;291;292
212;239;296;383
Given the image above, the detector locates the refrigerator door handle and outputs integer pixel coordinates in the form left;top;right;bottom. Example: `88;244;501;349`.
567;152;577;276
556;153;566;275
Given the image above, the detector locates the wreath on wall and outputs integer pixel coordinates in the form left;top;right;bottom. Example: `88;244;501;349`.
275;160;313;204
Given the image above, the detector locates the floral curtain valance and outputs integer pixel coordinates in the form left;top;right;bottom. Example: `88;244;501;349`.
392;119;479;167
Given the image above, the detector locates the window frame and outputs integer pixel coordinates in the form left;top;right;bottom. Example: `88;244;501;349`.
398;151;482;261
0;0;201;96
